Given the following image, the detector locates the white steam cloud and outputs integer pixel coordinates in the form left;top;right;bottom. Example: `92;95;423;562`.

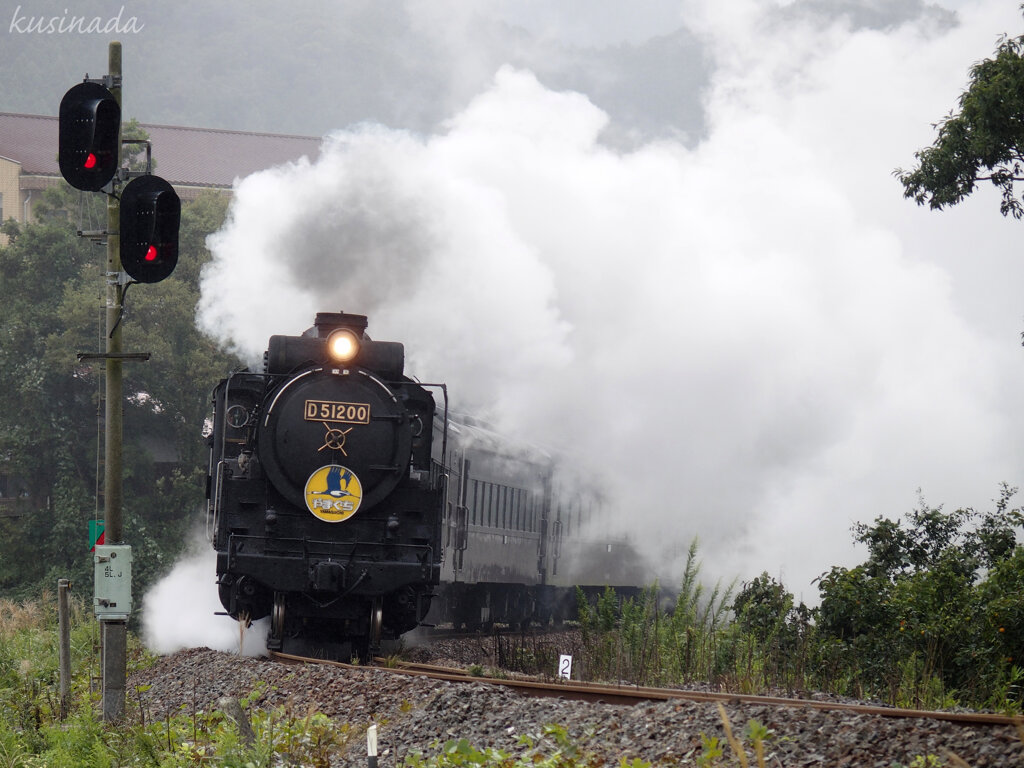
141;532;268;656
194;3;1024;602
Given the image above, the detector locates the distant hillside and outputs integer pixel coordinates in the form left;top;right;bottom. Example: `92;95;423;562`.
0;0;707;145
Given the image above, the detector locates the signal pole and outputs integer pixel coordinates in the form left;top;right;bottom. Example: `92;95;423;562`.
101;40;127;723
61;42;178;722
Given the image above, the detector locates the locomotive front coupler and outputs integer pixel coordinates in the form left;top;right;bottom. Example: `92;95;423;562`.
310;559;345;593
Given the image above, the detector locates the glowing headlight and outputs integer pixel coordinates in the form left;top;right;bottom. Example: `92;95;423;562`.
326;329;360;362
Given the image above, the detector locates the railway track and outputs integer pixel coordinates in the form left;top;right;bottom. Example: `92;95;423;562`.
136;648;1024;765
269;651;1023;728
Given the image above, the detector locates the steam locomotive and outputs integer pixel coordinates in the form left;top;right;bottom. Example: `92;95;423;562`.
207;312;646;659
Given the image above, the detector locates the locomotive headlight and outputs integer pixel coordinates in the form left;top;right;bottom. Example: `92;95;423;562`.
326;328;360;362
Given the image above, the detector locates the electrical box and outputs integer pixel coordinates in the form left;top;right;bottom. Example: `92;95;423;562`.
93;544;132;620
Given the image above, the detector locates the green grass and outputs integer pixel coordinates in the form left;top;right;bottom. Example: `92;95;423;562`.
0;594;642;767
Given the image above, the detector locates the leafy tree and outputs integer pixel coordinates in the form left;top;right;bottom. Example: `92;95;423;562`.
733;572;792;643
0;182;238;599
0;218;100;593
977;548;1024;674
896;11;1024;217
816;564;894;641
816;486;1024;705
728;572;816;692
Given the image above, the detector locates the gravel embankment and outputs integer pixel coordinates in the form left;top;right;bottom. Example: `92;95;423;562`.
129;645;1024;767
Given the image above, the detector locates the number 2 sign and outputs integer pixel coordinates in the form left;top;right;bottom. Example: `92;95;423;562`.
558;654;572;680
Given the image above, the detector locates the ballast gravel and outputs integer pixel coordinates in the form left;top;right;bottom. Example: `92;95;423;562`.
129;646;1023;767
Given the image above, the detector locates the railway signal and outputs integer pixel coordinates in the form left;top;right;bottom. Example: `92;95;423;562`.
58;82;121;191
119;175;180;283
61;44;184;721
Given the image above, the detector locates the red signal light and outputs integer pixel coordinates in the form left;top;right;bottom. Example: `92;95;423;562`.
59;82;120;191
120;175;180;283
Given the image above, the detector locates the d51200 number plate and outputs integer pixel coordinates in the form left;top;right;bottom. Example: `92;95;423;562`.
303;400;371;424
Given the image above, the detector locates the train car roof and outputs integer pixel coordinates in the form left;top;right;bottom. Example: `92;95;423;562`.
445;413;553;463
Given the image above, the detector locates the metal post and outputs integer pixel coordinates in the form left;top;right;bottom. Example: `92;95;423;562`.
57;579;71;719
101;39;126;723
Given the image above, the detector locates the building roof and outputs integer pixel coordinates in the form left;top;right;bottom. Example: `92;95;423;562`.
0;112;322;188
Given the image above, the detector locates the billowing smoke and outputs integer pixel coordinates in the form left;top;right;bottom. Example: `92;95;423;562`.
195;4;1024;601
141;531;268;656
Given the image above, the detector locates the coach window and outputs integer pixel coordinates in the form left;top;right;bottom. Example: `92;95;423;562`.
471;480;479;525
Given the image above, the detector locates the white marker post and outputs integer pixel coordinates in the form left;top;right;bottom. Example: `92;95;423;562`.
558;654;572;680
367;723;378;768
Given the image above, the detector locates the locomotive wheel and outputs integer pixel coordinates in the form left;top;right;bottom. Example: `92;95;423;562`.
369;596;384;654
269;592;285;650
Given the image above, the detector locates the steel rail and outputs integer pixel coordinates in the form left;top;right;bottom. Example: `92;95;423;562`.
269;652;1023;727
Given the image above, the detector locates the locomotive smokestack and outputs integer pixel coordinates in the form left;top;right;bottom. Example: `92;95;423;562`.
267;313;405;378
309;312;369;339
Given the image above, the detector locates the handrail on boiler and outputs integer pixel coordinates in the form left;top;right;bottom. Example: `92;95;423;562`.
207;459;227;543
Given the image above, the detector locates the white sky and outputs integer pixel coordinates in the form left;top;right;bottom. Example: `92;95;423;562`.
193;0;1024;604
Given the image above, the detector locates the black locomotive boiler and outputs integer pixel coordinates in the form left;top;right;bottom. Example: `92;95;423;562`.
208;311;442;658
207;312;649;658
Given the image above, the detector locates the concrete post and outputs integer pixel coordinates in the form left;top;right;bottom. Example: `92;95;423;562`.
100;39;127;723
